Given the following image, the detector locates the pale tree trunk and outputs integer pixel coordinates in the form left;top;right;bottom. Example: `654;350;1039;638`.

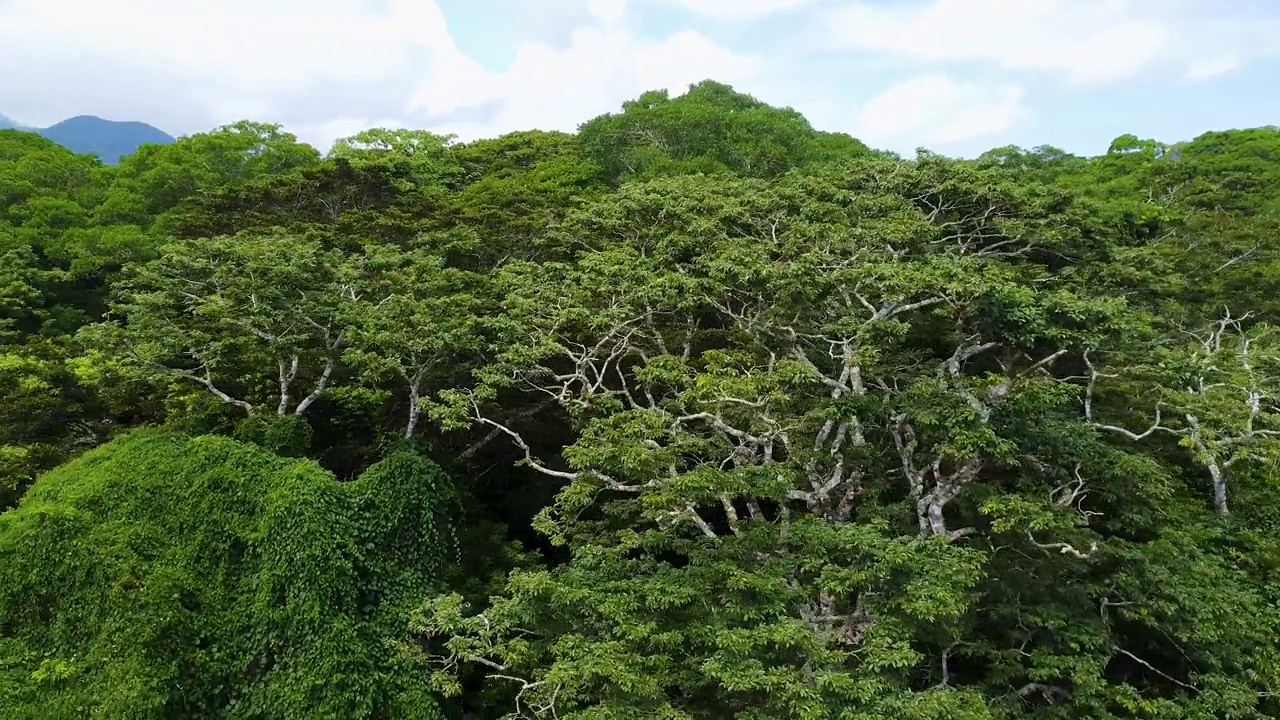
293;356;336;416
277;355;299;415
1208;460;1228;517
405;370;425;439
1187;414;1229;517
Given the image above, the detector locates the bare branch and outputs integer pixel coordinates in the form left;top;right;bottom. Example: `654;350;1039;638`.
1115;648;1199;692
1185;413;1229;516
943;338;1000;422
933;642;962;689
1027;531;1098;560
674;412;766;445
473;414;580;482
894;414;981;540
175;364;254;412
721;496;742;534
457;399;557;461
1093;406;1171;440
293;355;337;416
1011;683;1071;702
1052;464;1101;521
1215;243;1260;273
470;401;652;493
292;326;346;416
672;503;719;539
1083;351;1174;440
984;348;1068;405
1022;348;1069;377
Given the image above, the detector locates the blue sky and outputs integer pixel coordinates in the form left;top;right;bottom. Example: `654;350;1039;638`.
1;0;1278;157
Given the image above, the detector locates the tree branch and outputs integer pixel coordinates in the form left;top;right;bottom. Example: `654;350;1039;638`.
1115;648;1199;692
1083;351;1173;440
171;364;254;412
1027;531;1098;560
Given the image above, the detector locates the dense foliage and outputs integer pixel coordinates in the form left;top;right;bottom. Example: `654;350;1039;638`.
0;429;453;719
1;80;1279;717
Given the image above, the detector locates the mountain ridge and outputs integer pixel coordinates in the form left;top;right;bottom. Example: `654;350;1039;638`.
0;113;175;163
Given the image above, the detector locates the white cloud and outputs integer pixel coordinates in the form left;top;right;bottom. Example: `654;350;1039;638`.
1175;13;1280;81
824;0;1280;86
1185;56;1242;81
668;0;816;20
14;0;424;88
825;0;1167;85
0;0;461;138
587;0;628;28
0;0;759;150
407;8;761;143
3;0;1278;157
854;75;1025;151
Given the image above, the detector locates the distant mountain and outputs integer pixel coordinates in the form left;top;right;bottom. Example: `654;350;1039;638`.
0;113;174;163
36;116;175;164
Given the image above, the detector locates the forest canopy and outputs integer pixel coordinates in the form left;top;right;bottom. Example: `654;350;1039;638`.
1;79;1279;718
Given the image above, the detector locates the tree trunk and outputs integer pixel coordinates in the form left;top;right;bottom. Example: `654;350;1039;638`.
405;371;424;439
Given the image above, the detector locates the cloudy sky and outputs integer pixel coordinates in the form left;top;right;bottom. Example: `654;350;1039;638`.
1;0;1278;157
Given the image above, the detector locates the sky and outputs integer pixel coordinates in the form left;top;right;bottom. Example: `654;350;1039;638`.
1;0;1279;157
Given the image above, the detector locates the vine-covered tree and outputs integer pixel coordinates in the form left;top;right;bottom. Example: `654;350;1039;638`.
0;430;453;718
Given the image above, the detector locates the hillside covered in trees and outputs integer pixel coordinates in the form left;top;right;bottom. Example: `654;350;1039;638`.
2;80;1279;718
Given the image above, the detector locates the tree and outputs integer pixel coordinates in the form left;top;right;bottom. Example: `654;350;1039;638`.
578;80;871;184
1086;311;1280;517
0;430;453;718
97;121;320;227
0;131;116;332
83;232;368;419
166;155;455;247
345;248;490;438
447;131;605;265
329;128;459;178
0;134;121;508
